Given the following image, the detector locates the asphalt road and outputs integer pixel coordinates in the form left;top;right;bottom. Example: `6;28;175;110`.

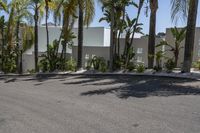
0;75;200;133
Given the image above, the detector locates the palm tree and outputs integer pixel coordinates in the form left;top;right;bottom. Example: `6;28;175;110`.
0;16;5;71
156;27;186;67
148;0;158;69
45;0;55;56
52;0;77;66
77;0;95;70
45;0;50;55
10;0;33;73
171;0;199;72
98;0;115;71
28;0;44;72
182;0;199;72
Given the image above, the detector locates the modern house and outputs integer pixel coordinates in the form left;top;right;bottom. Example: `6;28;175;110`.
22;26;111;72
4;25;199;72
72;36;163;68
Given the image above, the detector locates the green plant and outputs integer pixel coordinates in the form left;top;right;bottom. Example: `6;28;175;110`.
27;69;35;74
154;51;165;72
2;46;17;73
136;63;145;73
165;59;175;73
90;56;107;72
127;62;136;72
39;58;49;72
192;60;200;70
65;58;76;71
156;27;186;67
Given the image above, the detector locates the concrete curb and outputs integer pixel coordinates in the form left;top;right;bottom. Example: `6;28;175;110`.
0;72;200;80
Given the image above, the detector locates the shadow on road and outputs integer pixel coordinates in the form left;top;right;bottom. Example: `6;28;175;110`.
75;75;200;99
1;74;200;99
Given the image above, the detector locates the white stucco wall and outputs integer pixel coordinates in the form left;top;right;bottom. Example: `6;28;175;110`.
72;27;106;47
24;26;109;55
104;28;111;46
25;26;72;55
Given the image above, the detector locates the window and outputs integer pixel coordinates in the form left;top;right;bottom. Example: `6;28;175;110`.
85;54;89;59
137;56;143;62
137;48;143;54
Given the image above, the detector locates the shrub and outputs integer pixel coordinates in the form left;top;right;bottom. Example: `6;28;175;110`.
39;58;49;72
2;50;17;73
153;66;162;72
136;63;145;73
165;59;175;73
27;69;35;74
127;62;136;72
65;58;76;71
89;56;107;72
192;60;200;70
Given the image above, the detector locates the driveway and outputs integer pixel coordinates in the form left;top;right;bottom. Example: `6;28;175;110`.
0;75;200;133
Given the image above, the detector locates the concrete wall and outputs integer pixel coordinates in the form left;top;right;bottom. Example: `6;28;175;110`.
25;26;68;55
72;27;110;47
72;37;163;68
165;27;200;67
25;27;109;55
22;52;71;72
72;46;110;67
23;26;110;71
119;37;163;66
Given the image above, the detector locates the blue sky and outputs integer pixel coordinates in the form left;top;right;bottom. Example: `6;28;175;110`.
90;0;200;34
2;0;200;35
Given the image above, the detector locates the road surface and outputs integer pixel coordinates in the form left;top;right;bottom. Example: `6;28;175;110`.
0;75;200;133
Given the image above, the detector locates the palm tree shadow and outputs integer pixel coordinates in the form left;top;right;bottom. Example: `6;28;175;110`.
80;76;200;99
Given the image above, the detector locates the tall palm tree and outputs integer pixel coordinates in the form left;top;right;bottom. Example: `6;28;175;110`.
98;0;115;71
45;0;50;55
10;0;33;73
0;0;7;71
77;0;95;69
148;0;158;69
182;0;199;72
53;0;94;70
171;0;199;72
28;0;44;72
45;0;55;55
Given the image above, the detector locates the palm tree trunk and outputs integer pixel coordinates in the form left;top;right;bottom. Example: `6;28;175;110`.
1;25;4;72
77;1;83;69
148;0;158;69
182;0;199;73
109;5;115;72
34;6;39;72
174;50;179;68
45;0;50;56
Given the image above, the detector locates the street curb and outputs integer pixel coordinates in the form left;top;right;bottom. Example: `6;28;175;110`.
0;72;200;80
